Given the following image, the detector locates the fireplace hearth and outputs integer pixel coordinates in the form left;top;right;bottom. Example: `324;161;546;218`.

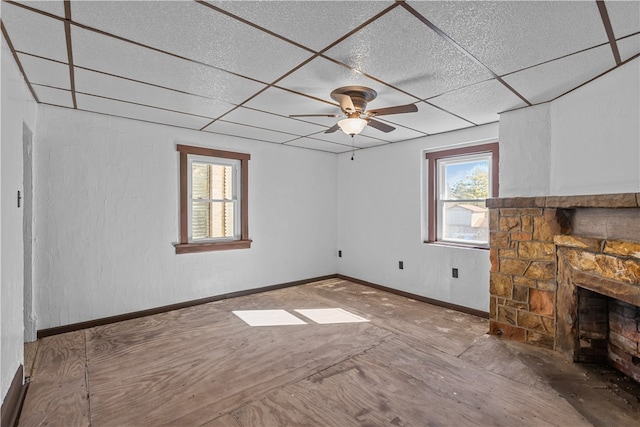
487;193;640;382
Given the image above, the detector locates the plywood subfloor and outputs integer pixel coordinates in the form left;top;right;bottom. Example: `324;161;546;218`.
19;279;640;426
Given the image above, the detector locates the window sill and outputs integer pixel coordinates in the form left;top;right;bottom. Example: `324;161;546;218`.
424;240;489;251
174;239;252;254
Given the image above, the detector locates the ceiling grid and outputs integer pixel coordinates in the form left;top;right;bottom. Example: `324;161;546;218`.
1;20;39;102
63;0;77;109
596;0;622;65
400;1;532;107
1;0;638;153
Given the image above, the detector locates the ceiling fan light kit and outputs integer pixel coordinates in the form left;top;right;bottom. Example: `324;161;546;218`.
338;118;368;136
289;85;418;138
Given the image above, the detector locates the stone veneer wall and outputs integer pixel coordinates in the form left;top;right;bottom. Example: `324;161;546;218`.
486;193;640;350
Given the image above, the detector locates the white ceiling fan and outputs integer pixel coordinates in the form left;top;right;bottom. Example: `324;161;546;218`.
290;86;418;136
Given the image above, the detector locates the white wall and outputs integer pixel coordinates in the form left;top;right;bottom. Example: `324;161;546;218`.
336;124;499;312
499;104;551;197
500;57;640;197
1;37;38;401
549;58;640;195
33;106;337;329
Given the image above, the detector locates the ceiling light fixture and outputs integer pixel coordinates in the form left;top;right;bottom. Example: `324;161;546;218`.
338;117;367;136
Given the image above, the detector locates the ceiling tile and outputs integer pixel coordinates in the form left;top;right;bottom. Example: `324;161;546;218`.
70;26;265;105
221;107;326;137
429;80;527;125
69;0;313;83
379;102;474;135
74;68;234;119
352;138;389;149
76;94;212;130
291;115;342;130
1;2;67;62
277;56;416;107
618;34;640;62
286;137;353;154
409;1;608;75
33;85;73;107
12;0;65;18
359;123;425;143
244;87;336;119
324;7;493;100
18;53;70;89
503;45;616;104
207;1;394;51
606;1;640;39
203;120;298;144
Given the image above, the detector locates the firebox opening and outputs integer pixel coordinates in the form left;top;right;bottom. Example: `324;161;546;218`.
577;287;609;364
577;287;640;383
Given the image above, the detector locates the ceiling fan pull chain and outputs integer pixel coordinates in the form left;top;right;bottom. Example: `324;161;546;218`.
351;135;355;161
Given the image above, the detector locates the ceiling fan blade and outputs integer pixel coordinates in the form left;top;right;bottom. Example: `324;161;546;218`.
325;123;341;134
367;103;418;116
367;118;395;133
289;114;339;118
333;94;356;113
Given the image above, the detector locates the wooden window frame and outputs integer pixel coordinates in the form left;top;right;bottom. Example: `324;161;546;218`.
425;142;499;248
175;144;251;254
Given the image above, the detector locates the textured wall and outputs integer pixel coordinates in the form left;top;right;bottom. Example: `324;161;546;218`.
550;58;640;196
1;37;38;400
33;106;338;329
500;57;640;198
337;123;499;312
498;103;551;197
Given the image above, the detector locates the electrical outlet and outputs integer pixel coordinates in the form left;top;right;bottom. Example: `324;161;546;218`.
452;268;459;278
399;261;404;270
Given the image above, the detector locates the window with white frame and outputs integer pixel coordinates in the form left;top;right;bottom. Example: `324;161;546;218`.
175;144;251;254
189;157;239;241
425;143;498;247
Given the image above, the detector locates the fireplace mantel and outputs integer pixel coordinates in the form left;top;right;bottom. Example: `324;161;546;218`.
486;192;640;209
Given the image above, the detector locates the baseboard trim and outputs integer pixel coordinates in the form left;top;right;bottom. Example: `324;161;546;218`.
37;274;337;338
1;365;28;427
37;273;488;338
337;274;490;319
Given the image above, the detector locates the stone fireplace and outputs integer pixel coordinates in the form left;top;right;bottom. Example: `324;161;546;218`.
487;193;640;381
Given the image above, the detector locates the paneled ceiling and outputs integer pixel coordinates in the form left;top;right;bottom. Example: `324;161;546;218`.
2;1;639;153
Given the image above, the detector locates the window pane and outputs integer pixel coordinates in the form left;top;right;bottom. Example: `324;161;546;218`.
192;163;210;200
443;159;489;200
192;202;235;240
209;164;233;200
191;163;233;201
441;200;489;244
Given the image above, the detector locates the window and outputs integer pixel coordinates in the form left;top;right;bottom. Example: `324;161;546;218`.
425;143;498;247
175;144;251;254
